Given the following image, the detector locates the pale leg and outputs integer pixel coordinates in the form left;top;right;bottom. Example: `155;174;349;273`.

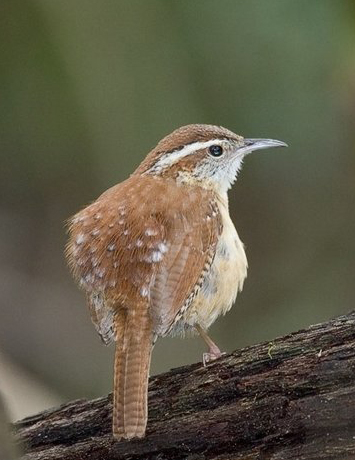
195;324;225;366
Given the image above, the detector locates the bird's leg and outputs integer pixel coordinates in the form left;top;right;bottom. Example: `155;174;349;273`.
195;324;225;366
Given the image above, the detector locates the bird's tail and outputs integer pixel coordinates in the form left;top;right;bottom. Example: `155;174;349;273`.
113;309;153;440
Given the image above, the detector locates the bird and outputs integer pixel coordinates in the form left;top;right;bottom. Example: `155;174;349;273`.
65;124;287;440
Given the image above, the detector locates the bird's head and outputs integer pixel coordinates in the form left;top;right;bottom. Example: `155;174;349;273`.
136;124;287;193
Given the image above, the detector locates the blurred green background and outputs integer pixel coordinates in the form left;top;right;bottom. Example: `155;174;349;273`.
1;0;355;422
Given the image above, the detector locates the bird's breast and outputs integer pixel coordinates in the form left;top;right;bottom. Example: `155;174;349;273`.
183;198;248;330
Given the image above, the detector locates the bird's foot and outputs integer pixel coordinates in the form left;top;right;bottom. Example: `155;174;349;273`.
202;346;226;367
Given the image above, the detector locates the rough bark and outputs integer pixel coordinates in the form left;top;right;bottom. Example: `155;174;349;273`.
14;312;355;460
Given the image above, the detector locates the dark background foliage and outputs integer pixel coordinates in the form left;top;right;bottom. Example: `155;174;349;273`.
1;0;354;420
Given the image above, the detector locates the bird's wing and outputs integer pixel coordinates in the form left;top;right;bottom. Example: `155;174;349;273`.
66;175;222;342
149;193;222;335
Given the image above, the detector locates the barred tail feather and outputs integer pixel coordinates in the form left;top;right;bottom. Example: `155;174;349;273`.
113;311;153;440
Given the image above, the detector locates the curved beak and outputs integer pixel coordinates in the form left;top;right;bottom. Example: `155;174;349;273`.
238;138;288;155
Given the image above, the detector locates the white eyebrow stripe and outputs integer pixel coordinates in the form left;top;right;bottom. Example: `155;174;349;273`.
147;139;224;172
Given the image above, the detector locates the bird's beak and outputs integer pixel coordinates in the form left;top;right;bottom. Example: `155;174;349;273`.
238;138;288;155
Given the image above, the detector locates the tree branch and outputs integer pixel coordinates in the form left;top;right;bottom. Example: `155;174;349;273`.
15;311;355;460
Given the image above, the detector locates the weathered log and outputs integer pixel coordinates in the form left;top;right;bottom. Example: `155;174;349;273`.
14;311;355;460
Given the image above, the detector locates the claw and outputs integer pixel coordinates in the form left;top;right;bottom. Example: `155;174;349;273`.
195;324;226;367
202;350;226;367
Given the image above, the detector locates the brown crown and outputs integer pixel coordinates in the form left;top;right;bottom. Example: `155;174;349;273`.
135;124;240;174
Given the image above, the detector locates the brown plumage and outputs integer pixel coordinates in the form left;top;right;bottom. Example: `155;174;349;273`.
65;124;287;439
66;175;222;439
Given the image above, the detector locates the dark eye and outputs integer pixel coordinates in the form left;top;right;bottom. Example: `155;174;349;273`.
208;145;223;157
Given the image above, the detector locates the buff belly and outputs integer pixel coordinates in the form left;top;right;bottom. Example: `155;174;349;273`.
184;209;248;331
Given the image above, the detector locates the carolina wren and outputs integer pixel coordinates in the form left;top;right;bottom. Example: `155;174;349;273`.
65;124;286;440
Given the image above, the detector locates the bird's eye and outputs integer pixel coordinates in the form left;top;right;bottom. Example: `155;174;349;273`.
208;145;223;157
